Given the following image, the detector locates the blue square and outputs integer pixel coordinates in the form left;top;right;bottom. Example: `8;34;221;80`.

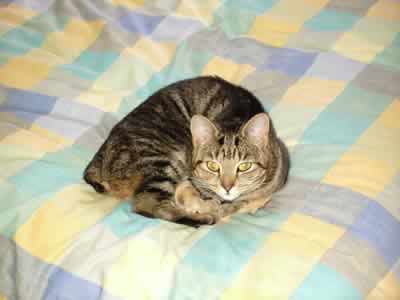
301;183;369;228
118;11;164;34
1;88;57;124
350;201;400;266
44;267;117;300
306;52;366;81
261;48;317;77
152;16;204;42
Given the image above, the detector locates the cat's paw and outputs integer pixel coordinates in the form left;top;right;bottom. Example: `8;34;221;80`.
189;212;220;225
174;180;221;215
175;194;207;214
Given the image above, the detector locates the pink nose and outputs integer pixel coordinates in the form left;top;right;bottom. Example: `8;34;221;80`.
222;180;234;192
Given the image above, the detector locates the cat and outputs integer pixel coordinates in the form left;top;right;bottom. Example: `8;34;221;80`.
83;76;289;225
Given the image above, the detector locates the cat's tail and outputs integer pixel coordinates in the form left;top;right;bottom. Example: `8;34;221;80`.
83;164;107;194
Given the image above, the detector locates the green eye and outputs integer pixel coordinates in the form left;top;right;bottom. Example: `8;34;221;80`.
206;161;220;172
238;162;252;172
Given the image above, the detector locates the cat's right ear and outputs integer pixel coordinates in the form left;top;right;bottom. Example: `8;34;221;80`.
191;115;219;147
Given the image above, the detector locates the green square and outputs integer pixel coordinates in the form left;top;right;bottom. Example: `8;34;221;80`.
374;33;400;72
305;9;358;32
212;5;256;37
223;0;276;13
290;264;362;300
118;42;212;116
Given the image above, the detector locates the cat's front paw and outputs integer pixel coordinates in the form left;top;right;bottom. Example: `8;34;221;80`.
189;212;220;225
175;180;221;215
175;194;209;214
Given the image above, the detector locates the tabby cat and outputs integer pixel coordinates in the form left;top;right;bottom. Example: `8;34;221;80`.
83;76;289;225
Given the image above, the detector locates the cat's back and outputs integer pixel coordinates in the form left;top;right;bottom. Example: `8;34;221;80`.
119;76;265;135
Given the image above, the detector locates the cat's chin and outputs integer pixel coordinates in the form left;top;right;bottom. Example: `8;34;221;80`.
219;193;238;202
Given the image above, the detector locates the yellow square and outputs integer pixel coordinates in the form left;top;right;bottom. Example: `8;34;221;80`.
281;77;346;106
333;32;383;63
220;213;344;300
176;0;220;24
112;0;145;9
334;16;398;63
0;56;51;89
202;57;255;84
0;4;36;34
106;224;210;299
351;121;400;169
249;0;329;47
367;272;400;300
381;100;400;130
353;17;399;48
323;153;397;198
77;89;126;112
1;126;68;154
14;184;119;263
367;0;400;22
302;0;330;7
249;15;302;47
126;38;176;71
268;0;329;22
41;19;104;63
280;213;344;246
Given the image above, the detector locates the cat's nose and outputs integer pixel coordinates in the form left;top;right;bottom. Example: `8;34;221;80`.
222;179;234;192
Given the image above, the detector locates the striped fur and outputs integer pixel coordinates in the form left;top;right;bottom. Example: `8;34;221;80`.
83;76;289;224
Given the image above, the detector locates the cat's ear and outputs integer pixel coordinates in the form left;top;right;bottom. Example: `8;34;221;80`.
191;115;219;147
240;113;270;148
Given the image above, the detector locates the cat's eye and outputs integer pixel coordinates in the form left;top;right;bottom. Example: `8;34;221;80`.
238;162;252;172
206;161;220;172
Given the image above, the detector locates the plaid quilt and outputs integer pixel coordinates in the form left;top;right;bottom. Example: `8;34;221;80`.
0;0;399;299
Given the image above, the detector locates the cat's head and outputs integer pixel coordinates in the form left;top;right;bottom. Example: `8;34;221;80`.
190;113;273;201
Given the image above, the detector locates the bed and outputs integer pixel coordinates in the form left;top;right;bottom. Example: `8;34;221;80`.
0;0;399;299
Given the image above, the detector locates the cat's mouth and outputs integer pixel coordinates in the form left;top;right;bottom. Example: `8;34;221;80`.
218;191;239;202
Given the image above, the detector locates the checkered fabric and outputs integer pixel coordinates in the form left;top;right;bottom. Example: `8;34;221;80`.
0;0;399;299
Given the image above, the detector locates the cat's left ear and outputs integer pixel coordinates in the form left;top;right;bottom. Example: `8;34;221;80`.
240;113;270;148
191;115;219;147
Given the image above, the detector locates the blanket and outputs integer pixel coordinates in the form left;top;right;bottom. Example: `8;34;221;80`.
0;0;399;299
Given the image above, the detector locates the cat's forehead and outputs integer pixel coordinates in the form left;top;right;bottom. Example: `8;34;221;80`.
218;134;239;147
197;134;256;161
214;135;252;161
